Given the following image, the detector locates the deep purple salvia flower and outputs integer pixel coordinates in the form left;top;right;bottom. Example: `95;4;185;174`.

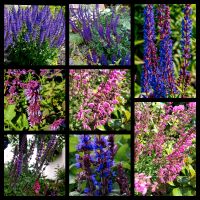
98;24;104;39
16;135;26;177
116;163;130;195
4;5;65;51
177;4;192;97
69;4;131;66
75;135;130;196
24;80;42;127
156;4;176;98
142;4;158;95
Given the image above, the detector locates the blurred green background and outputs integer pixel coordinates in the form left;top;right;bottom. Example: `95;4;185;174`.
134;4;196;98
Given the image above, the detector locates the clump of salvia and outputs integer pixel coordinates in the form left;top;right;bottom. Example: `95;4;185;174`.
69;4;130;66
74;135;130;196
9;135;58;189
4;5;65;65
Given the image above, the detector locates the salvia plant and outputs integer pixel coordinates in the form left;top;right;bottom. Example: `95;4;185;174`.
4;69;65;131
6;134;64;196
4;5;65;65
71;135;130;196
69;69;131;131
141;4;193;98
134;102;196;196
9;135;57;187
69;4;131;65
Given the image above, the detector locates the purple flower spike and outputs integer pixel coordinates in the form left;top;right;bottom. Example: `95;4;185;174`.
142;4;158;95
24;80;42;127
50;118;65;130
177;4;192;97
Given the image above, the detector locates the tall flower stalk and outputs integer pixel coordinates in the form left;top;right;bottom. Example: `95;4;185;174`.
74;135;130;196
177;4;192;97
24;80;42;127
142;4;158;96
141;4;193;98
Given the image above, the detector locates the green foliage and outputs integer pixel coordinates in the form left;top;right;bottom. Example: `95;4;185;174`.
4;165;65;196
6;30;58;65
55;167;65;182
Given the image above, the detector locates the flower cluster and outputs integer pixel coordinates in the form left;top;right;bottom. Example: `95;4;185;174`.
135;173;158;196
33;179;41;194
70;69;128;130
116;163;130;195
4;5;65;51
24;80;42;127
4;69;65;130
141;4;193;98
177;4;192;96
50;118;65;130
135;102;196;195
74;135;130;196
69;4;130;65
158;127;196;183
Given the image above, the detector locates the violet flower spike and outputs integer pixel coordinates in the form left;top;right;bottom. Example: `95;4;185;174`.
24;80;42;127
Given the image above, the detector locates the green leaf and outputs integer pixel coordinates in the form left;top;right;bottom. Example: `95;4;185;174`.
181;187;195;196
134;40;144;45
69;33;84;45
108;119;122;129
168;181;175;186
69;191;80;196
69;174;76;184
177;176;190;184
22;113;29;129
188;165;196;178
172;188;182;196
115;144;129;161
69;136;79;152
120;161;131;170
4;104;16;121
124;110;131;121
96;125;106;131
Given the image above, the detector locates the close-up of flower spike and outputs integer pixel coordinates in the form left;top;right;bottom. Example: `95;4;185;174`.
142;4;158;95
24;80;42;127
139;4;195;98
177;4;192;97
73;135;130;196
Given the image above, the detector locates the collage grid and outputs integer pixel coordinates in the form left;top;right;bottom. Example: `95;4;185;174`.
1;0;198;198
